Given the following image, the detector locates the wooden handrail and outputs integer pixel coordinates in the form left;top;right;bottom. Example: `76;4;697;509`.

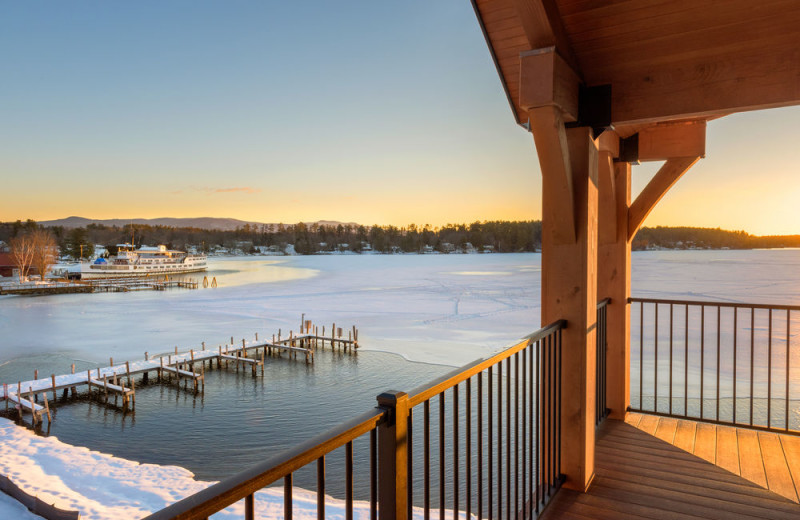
143;407;386;520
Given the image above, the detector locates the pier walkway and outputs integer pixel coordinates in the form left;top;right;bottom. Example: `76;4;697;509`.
1;317;359;426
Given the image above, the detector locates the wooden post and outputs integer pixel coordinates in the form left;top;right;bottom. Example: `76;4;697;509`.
43;394;51;423
17;382;22;421
28;387;36;425
202;342;206;351
126;361;131;388
103;375;108;402
51;375;57;403
377;391;409;520
175;346;179;355
531;109;598;492
598;157;632;420
145;352;149;361
110;358;113;367
71;363;75;374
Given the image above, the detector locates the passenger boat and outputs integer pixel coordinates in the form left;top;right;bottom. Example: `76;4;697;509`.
80;245;207;279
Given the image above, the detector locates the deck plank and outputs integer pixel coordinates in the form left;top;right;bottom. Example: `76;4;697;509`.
759;432;799;502
779;435;800;502
673;419;697;453
694;422;717;464
738;429;768;489
637;413;660;435
625;411;643;427
654;416;678;443
716;425;741;476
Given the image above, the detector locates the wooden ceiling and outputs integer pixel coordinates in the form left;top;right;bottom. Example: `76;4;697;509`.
473;0;800;130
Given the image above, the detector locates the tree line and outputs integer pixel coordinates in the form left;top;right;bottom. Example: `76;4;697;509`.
0;220;544;256
3;220;800;272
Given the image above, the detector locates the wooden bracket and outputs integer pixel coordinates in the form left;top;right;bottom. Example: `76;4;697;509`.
596;129;622;244
529;105;576;244
628;156;700;240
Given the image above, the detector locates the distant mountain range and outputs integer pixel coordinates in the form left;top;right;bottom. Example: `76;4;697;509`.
38;216;359;232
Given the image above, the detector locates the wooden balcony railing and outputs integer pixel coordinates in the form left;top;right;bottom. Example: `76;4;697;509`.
143;321;567;520
630;297;800;435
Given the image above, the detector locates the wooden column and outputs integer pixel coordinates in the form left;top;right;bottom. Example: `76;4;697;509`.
532;107;598;492
597;144;632;420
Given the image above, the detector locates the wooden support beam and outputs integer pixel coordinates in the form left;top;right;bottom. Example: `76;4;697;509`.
628;156;700;240
510;0;581;75
520;47;580;122
541;124;598;492
529;105;576;243
638;121;706;161
597;161;632;420
610;46;800;126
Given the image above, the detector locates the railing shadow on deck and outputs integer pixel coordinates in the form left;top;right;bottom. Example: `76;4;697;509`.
629;297;800;435
144;321;567;520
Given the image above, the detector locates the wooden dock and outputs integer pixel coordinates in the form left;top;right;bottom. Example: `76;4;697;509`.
1;316;359;425
0;276;199;296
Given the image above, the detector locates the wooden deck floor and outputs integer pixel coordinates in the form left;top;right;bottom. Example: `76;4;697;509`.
543;413;800;519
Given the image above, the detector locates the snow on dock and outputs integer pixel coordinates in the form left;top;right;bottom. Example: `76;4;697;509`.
1;315;358;426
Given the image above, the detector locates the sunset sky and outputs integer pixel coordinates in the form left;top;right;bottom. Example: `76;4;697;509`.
1;2;799;235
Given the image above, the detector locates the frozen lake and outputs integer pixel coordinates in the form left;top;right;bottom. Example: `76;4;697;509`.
2;250;800;518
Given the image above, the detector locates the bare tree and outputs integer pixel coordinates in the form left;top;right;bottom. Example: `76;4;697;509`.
31;229;57;281
9;235;35;283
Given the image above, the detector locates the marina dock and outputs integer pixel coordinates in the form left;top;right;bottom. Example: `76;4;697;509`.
1;316;359;426
0;276;202;296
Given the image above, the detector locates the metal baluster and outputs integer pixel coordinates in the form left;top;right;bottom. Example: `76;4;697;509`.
768;308;773;429
285;474;293;520
453;384;459;520
521;346;527;519
701;305;705;419
488;366;493;520
685;304;689;416
346;441;353;520
478;372;484;520
514;353;519;519
440;392;445;520
245;493;254;520
787;310;791;432
669;303;674;415
640;301;644;409
716;306;721;421
425;399;431;520
750;308;755;426
506;357;511;520
655;303;659;412
497;358;503;520
733;308;738;425
407;408;413;520
371;429;377;520
535;339;541;514
466;377;472;520
317;457;325;520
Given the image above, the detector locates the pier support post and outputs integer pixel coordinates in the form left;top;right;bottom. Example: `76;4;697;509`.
377;391;409;520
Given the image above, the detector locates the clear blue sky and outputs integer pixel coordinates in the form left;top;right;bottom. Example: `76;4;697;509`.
1;2;798;234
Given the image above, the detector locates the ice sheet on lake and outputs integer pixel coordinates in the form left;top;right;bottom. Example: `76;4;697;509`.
2;250;800;518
